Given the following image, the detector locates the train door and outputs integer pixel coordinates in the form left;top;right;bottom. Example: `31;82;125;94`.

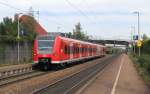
97;47;100;56
87;45;89;57
79;44;82;58
70;43;73;60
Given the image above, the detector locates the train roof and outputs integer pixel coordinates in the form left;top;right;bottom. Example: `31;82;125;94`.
59;36;105;47
37;35;105;48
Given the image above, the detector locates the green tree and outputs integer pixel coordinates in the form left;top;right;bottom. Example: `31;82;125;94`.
20;16;37;42
73;22;89;40
143;34;149;41
141;40;150;54
0;17;17;42
141;34;150;54
0;16;37;43
67;32;72;38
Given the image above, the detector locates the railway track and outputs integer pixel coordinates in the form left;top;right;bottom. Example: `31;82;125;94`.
32;54;119;94
0;63;34;80
0;70;47;87
0;54;120;94
0;63;48;87
0;58;104;87
0;58;102;87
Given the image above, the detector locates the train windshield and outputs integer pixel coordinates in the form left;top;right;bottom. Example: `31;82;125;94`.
37;36;55;54
38;40;54;48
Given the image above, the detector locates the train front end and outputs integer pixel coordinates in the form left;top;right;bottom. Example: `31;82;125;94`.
33;35;56;70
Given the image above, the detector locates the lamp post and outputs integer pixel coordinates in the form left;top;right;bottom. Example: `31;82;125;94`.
131;26;136;55
17;13;23;62
133;11;141;56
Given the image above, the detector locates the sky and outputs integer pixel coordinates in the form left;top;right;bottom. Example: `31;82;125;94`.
0;0;150;40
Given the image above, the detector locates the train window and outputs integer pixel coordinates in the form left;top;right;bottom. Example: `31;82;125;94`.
76;47;78;53
70;46;73;54
77;47;79;53
90;48;91;53
38;35;56;40
37;35;55;51
75;47;78;54
81;48;83;53
68;46;70;54
73;47;75;54
82;47;84;53
74;47;75;54
95;48;97;53
37;40;54;54
64;46;70;54
65;46;67;54
79;47;82;53
85;48;87;52
75;47;76;54
84;48;85;53
38;40;54;48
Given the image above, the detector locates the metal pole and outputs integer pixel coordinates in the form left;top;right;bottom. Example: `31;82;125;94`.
17;14;20;62
138;12;140;40
139;47;140;56
17;13;22;62
131;26;136;55
137;12;141;56
37;10;39;22
131;26;133;54
134;11;141;56
133;27;136;55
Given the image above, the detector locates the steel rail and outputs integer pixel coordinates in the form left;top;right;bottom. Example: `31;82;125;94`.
32;54;119;94
0;63;34;80
0;70;47;87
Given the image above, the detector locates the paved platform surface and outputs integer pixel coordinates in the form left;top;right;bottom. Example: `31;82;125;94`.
77;54;150;94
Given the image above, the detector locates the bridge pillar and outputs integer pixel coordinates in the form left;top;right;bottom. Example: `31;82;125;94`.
114;41;116;47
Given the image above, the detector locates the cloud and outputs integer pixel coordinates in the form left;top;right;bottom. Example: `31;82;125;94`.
0;0;150;39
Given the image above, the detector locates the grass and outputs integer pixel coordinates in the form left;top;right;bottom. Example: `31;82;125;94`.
130;54;150;88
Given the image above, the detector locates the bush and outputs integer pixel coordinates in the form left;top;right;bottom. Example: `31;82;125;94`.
0;17;37;43
141;40;150;54
137;54;150;73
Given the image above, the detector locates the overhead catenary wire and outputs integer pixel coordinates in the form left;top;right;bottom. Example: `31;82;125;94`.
42;17;73;31
65;0;97;24
26;0;73;31
0;0;72;31
81;0;98;22
26;0;97;32
0;1;26;12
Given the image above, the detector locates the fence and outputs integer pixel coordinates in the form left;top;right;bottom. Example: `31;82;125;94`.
0;42;33;64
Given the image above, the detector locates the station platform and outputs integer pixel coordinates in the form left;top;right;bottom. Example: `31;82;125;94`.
76;54;150;94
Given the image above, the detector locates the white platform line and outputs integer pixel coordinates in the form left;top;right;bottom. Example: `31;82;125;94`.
111;55;124;94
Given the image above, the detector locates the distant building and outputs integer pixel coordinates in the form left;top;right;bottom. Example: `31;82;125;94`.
15;14;48;36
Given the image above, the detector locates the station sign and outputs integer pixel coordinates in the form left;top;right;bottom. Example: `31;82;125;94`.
137;40;142;47
133;35;138;40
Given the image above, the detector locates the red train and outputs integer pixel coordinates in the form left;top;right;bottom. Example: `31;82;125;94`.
33;34;106;70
